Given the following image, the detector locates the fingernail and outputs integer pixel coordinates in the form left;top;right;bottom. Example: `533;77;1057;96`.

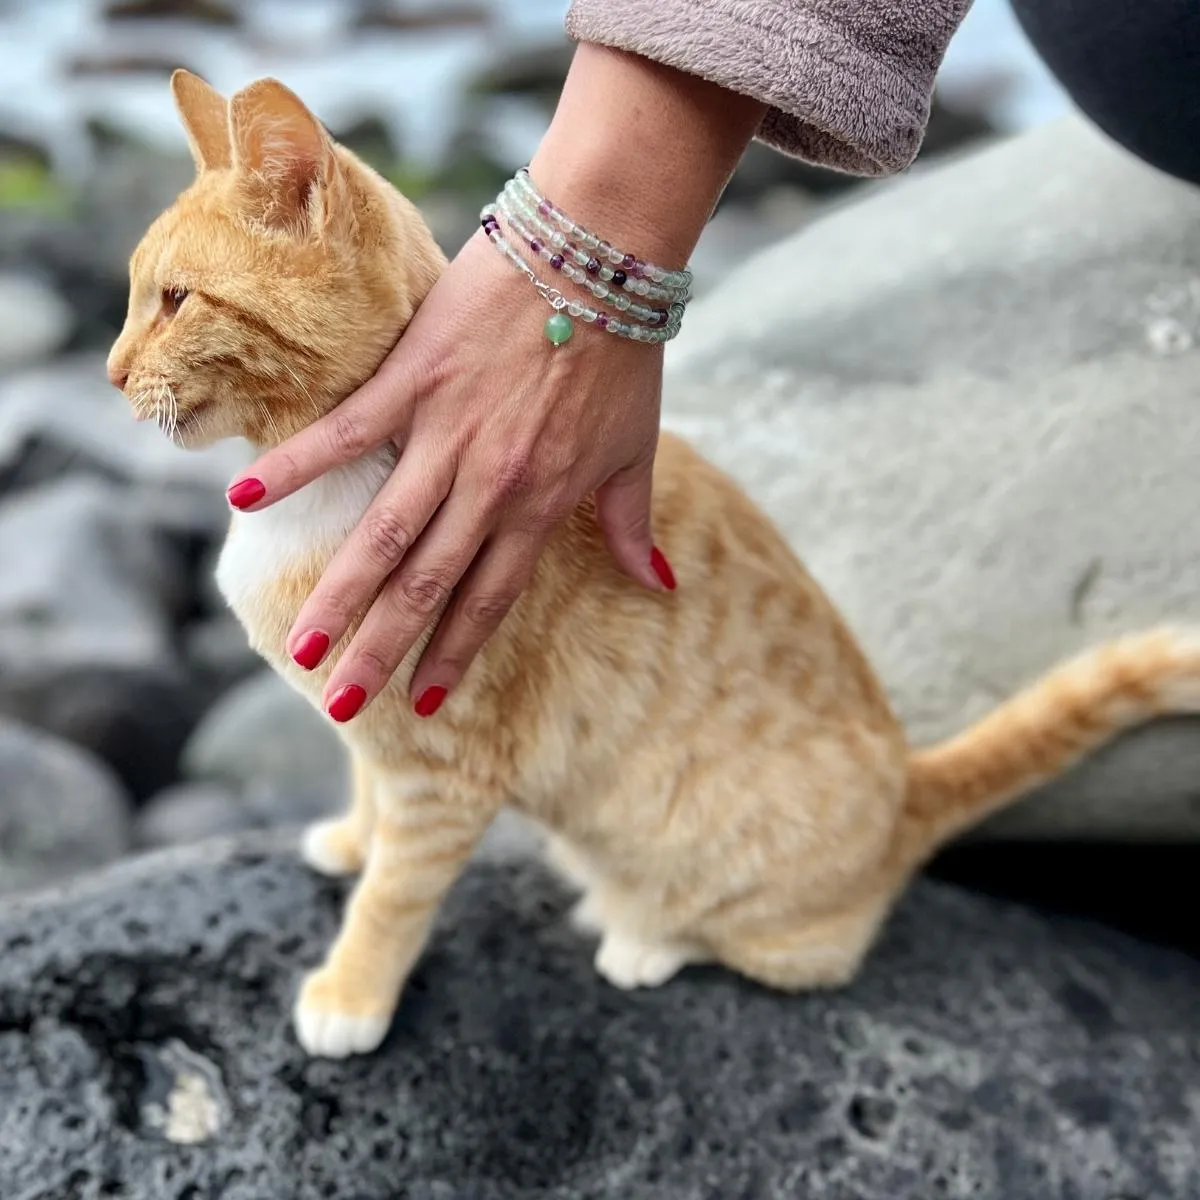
227;477;266;509
327;684;366;723
292;630;330;671
414;686;447;718
650;546;676;591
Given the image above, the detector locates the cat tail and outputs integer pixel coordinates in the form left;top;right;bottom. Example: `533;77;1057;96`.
895;627;1200;866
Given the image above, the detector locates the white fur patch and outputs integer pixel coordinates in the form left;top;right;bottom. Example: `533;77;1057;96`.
215;448;393;617
293;998;391;1059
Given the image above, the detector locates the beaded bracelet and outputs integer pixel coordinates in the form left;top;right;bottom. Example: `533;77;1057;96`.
496;193;680;328
499;182;687;307
481;169;693;349
481;206;681;346
511;168;692;292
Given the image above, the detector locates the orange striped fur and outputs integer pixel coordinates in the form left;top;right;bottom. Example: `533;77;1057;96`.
107;72;1200;1057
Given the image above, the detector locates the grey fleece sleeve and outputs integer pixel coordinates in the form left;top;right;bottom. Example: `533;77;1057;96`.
564;0;975;175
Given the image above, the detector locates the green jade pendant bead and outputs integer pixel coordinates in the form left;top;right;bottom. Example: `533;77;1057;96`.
544;312;574;346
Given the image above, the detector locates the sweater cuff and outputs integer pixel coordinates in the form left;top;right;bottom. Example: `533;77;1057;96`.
564;0;948;176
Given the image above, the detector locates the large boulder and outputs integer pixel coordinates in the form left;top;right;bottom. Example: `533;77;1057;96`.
0;718;132;895
0;829;1196;1197
665;114;1200;841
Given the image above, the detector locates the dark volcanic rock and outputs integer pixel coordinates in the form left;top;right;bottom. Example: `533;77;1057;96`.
0;833;1197;1198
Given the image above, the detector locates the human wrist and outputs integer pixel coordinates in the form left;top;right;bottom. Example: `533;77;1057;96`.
528;43;766;267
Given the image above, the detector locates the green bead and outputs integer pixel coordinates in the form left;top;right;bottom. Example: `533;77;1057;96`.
544;313;574;346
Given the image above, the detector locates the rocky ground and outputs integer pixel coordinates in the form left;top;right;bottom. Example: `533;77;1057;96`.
2;5;1200;1196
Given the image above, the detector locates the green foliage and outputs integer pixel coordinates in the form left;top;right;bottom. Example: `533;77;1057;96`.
0;159;72;213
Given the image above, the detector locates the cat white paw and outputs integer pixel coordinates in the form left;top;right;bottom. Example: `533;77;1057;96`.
594;934;698;990
293;997;391;1059
301;819;365;877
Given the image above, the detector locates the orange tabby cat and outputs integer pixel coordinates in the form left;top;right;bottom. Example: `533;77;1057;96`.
108;71;1200;1059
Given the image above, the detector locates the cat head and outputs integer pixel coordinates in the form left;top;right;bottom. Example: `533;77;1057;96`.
106;70;444;449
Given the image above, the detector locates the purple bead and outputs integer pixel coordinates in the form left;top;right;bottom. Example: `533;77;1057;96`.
480;215;497;230
549;254;564;270
595;313;609;329
565;243;577;258
654;309;668;326
621;253;636;270
537;200;551;216
530;239;543;254
585;257;601;275
612;269;627;288
633;260;646;279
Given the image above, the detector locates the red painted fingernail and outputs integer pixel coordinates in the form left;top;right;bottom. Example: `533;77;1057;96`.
414;686;447;718
292;630;330;671
650;546;676;591
227;477;266;509
327;684;366;723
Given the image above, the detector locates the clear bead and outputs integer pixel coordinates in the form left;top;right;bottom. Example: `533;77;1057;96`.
575;251;589;266
582;233;599;249
608;248;624;265
581;307;597;322
599;266;614;282
634;280;650;296
550;231;566;248
567;301;583;317
614;295;631;311
649;266;666;284
593;282;609;299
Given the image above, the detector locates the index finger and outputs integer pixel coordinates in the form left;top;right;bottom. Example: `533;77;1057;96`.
226;350;419;510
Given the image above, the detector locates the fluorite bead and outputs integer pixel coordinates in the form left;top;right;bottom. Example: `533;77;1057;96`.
530;238;542;253
621;253;636;270
607;248;624;265
612;269;627;287
595;313;609;329
585;257;600;275
544;313;573;345
567;301;583;317
549;253;564;270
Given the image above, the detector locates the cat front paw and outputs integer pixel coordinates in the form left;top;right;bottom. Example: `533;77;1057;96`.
594;934;702;990
294;968;393;1058
301;818;367;877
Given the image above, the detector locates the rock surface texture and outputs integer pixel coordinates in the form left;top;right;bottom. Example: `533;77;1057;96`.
0;830;1198;1199
665;115;1200;841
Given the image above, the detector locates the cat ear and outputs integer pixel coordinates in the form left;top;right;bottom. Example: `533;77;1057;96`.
228;78;334;233
171;69;231;173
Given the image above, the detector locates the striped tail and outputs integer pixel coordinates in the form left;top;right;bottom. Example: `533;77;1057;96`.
896;628;1200;866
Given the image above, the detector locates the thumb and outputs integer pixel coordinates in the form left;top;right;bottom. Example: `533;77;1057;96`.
594;455;674;592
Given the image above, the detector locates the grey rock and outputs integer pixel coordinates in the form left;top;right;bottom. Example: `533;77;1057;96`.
182;613;260;691
665;114;1200;842
1;832;1198;1196
0;475;181;673
0;271;73;370
134;782;248;849
182;669;347;796
0;473;217;798
0;718;131;895
0;664;212;804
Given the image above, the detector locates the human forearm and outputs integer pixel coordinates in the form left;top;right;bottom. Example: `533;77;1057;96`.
565;0;975;176
528;42;767;267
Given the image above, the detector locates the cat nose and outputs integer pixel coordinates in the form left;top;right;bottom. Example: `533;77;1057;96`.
107;361;129;390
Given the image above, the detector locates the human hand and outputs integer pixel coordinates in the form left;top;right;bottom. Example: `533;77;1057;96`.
226;44;765;721
230;229;672;721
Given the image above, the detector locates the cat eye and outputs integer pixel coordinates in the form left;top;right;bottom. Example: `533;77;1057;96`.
162;286;189;316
